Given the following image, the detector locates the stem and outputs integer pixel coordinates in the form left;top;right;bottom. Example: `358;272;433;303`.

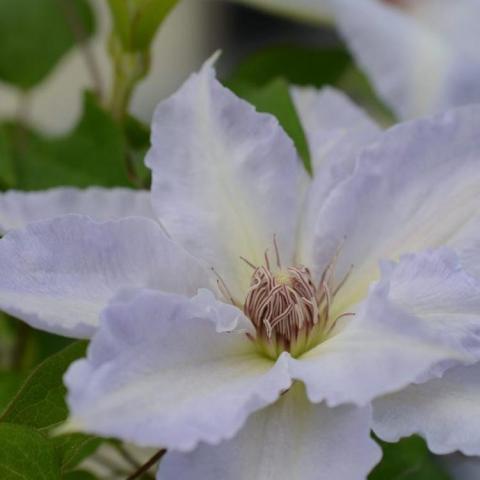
108;35;149;121
11;322;30;371
126;449;166;480
112;442;142;470
56;0;104;99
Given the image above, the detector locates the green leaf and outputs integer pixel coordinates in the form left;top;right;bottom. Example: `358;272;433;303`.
107;0;179;52
337;66;396;126
107;0;131;49
0;125;16;189
226;43;395;128
227;45;351;91
0;341;87;430
0;372;26;411
230;78;312;174
131;0;180;51
52;433;101;472
4;93;131;189
0;423;61;479
123;115;152;187
0;0;95;89
369;436;452;480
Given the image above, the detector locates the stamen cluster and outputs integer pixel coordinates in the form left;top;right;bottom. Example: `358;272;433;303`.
244;265;318;344
241;242;349;358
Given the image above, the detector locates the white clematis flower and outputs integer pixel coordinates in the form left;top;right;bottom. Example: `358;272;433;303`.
1;59;480;478
233;0;480;120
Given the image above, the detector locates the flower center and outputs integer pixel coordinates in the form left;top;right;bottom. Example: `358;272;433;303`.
239;238;351;359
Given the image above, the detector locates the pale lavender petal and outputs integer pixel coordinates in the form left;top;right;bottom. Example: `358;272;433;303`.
373;363;480;455
330;0;480;119
146;56;302;299
159;383;381;480
0;216;209;337
292;86;380;266
0;187;155;234
288;248;478;406
302;105;480;311
65;289;291;450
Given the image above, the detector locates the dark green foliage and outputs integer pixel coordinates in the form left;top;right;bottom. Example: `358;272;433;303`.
0;0;95;89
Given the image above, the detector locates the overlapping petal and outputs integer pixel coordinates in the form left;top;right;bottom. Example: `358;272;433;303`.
301;105;480;310
146;57;302;298
65;290;291;450
0;216;209;337
0;187;156;235
288;247;480;407
292;86;380;265
159;383;381;480
291;86;379;175
373;363;480;455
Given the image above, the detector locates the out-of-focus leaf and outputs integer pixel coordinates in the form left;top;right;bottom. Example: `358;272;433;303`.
226;43;394;128
0;0;95;89
0;372;26;411
0;423;61;479
107;0;131;48
0;315;72;372
3;93;130;189
124;115;151;187
131;0;180;51
107;0;179;52
337;66;395;126
227;45;351;91
230;78;312;174
0;125;16;189
52;433;102;472
0;341;87;430
369;436;452;480
63;471;98;480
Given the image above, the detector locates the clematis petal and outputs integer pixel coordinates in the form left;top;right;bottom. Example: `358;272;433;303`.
65;289;291;450
329;0;480;119
0;188;156;235
145;56;301;298
376;248;480;359
302;105;480;311
159;383;381;480
291;86;380;265
373;363;480;455
0;216;209;338
291;86;379;174
288;248;478;407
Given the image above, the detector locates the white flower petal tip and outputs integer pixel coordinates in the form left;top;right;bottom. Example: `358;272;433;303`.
204;49;222;68
145;55;301;299
373;363;480;456
0;187;156;235
65;290;291;450
158;383;382;480
0;215;210;338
